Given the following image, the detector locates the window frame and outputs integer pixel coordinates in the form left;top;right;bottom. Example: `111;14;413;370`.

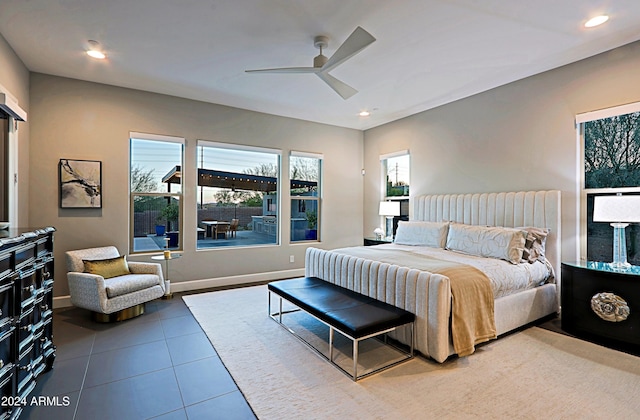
195;140;282;249
380;151;410;237
289;151;322;243
129;132;185;254
577;101;640;262
380;150;410;200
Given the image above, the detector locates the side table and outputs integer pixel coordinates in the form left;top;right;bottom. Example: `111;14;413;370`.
364;237;393;246
561;261;640;353
152;252;182;299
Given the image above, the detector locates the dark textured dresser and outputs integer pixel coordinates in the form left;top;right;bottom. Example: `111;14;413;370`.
0;227;56;419
561;261;640;352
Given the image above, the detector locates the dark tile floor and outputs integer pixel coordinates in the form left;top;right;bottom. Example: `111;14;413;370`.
21;293;257;420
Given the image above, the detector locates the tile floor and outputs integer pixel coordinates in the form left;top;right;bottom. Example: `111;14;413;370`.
21;292;257;420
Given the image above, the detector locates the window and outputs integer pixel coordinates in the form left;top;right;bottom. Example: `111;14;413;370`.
382;151;410;198
578;102;640;265
381;151;410;236
290;152;322;242
130;133;184;253
196;141;280;249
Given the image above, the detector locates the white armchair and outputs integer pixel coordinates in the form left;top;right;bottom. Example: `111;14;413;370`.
66;246;165;322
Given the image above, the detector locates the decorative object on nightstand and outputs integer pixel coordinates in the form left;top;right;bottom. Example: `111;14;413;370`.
379;201;400;240
561;261;640;353
373;227;384;240
152;240;181;299
593;194;640;270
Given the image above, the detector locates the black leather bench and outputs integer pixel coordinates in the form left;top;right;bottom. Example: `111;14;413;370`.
268;277;415;381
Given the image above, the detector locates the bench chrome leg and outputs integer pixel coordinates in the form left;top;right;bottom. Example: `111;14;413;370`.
329;327;334;362
279;297;283;323
410;322;415;356
353;339;358;381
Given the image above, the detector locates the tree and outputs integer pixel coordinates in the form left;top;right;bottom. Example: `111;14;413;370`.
131;166;164;212
584;112;640;188
227;163;279;206
131;165;157;192
290;157;319;195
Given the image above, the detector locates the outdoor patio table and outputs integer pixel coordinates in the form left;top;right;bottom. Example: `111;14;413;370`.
201;220;231;239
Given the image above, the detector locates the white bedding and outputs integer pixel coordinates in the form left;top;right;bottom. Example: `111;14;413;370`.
362;243;554;299
306;191;561;362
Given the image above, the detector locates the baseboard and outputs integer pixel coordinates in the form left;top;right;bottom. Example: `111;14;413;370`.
53;295;72;309
53;268;306;309
170;268;305;292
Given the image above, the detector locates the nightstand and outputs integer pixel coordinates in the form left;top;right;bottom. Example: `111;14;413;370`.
363;237;393;246
561;262;640;352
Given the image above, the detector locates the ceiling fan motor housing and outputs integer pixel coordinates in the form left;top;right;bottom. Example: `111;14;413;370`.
313;35;329;67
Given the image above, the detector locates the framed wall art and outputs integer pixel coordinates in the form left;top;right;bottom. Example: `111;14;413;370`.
59;159;102;208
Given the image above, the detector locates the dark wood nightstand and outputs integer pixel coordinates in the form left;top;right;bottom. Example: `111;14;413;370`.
561;262;640;352
363;237;393;246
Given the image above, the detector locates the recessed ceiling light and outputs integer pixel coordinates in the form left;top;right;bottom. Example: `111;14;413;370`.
86;40;106;59
585;15;609;28
359;110;370;117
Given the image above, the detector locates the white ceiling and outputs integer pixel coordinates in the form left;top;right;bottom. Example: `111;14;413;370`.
1;1;640;130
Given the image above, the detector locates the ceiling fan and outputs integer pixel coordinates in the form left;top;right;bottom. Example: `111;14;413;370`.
245;26;375;100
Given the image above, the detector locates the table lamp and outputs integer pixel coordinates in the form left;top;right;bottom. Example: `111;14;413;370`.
593;194;640;270
379;201;400;239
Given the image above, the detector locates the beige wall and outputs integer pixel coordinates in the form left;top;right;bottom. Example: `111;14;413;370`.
363;40;640;264
0;33;30;226
11;33;640;302
29;74;364;300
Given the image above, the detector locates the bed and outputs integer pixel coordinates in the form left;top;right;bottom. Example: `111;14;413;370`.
305;190;561;363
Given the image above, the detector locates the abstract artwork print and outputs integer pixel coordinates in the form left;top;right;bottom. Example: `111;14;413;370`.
59;159;102;208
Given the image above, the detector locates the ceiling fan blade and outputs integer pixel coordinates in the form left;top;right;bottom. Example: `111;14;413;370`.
322;26;375;72
245;67;319;74
316;72;357;99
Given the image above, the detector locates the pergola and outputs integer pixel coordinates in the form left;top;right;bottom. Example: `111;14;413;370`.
162;166;317;193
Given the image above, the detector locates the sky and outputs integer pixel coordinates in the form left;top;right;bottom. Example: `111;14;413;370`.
131;138;279;202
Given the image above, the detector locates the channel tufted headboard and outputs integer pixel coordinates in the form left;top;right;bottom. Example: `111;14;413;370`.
412;190;562;282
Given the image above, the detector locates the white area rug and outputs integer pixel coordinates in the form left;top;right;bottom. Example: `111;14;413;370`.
183;285;640;419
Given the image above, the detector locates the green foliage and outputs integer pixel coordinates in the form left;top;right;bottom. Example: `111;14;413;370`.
242;195;263;207
213;189;263;207
157;202;179;232
133;195;166;212
305;210;317;230
387;182;409;197
159;203;179;222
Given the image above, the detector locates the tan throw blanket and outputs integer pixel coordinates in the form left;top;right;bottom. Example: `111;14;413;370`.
332;247;497;357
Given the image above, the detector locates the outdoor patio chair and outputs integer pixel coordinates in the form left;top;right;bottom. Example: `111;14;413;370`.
229;218;239;238
216;223;230;239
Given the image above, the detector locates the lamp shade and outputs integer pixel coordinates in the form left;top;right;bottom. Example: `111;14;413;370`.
379;201;400;217
593;195;640;223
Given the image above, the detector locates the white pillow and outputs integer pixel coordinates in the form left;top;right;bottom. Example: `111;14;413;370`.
394;221;449;248
445;224;527;264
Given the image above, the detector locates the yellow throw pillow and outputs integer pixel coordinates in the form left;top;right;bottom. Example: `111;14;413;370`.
83;255;131;279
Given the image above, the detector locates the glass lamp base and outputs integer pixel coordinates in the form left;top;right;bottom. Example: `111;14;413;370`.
610;222;630;271
385;216;394;240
